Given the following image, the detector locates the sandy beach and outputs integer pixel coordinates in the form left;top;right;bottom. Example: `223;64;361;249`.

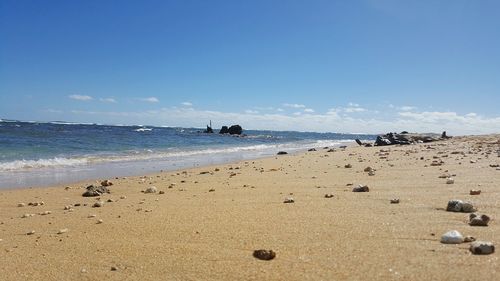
0;135;499;280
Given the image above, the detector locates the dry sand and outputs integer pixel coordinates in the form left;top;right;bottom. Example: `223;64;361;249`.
0;135;499;280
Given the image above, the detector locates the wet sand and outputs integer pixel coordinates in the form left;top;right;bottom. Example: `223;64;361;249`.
0;135;499;280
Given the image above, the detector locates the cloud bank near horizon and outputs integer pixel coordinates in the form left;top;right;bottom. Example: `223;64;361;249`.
44;102;500;135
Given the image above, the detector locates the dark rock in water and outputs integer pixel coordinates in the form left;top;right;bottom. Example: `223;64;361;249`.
82;185;109;197
219;125;242;135
253;249;276;260
277;151;288;155
308;148;317;151
204;125;213;133
228;125;243;135
400;131;409;134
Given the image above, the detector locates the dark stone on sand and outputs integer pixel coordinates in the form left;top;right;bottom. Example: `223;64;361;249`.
82;185;109;197
308;148;317;151
277;151;288;155
253;249;276;260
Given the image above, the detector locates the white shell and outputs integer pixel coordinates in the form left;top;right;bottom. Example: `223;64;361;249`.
446;178;455;184
145;186;157;193
441;230;464;244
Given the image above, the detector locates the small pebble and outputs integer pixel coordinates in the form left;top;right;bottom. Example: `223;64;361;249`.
446;178;455;184
324;194;334;198
93;201;104;208
57;228;68;234
464;236;476;243
26;230;36;235
441;230;464;244
111;266;118;271
159;190;165;194
390;199;400;204
144;186;157;193
39;211;51;215
446;200;476;213
88;214;96;218
283;197;295;203
352;184;369;192
469;213;490;226
469;241;495;255
97;219;103;224
344;164;352;168
469;190;481;195
208;188;215;192
253;249;276;260
17;203;25;207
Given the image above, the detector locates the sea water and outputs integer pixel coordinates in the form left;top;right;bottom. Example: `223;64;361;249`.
0;119;376;189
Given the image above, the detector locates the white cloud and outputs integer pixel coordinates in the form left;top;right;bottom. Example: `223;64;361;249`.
45;109;63;113
139;97;159;103
344;107;366;113
244;110;259;114
276;108;284;112
69;94;93;101
399;105;416;111
68;106;500;135
348;102;360;107
100;98;116;103
283;103;306;108
304;108;315;113
181;102;193;107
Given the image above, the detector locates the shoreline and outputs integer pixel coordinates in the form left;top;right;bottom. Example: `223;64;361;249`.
0;141;356;190
1;135;498;280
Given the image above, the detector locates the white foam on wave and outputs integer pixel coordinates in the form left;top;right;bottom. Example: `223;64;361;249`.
0;139;354;172
0;157;90;172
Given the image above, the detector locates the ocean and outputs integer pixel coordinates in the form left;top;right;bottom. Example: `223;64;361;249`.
0;119;376;189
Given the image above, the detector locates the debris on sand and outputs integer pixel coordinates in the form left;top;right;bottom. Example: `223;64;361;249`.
253;249;276;260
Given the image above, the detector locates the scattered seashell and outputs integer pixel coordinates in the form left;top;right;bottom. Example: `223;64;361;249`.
469;213;490;226
21;213;34;218
92;201;104;208
17;203;25;207
364;167;373;172
441;230;464;244
390;199;400;204
111;266;118;271
253;249;276;260
469;190;481;195
39;211;51;215
368;171;376;176
352;184;369;192
464;236;476;243
469;241;495;255
446;200;476;213
144;186;157;193
26;230;35;235
64;205;72;210
101;180;113;186
159;190;165;194
446;178;455;184
82;185;109;197
57;228;68;234
283;197;295;203
208;188;215;192
88;214;96;218
344;164;352;168
97;219;103;224
120;195;127;199
324;194;334;198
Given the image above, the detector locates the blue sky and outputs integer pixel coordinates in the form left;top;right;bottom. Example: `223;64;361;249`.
1;0;499;134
